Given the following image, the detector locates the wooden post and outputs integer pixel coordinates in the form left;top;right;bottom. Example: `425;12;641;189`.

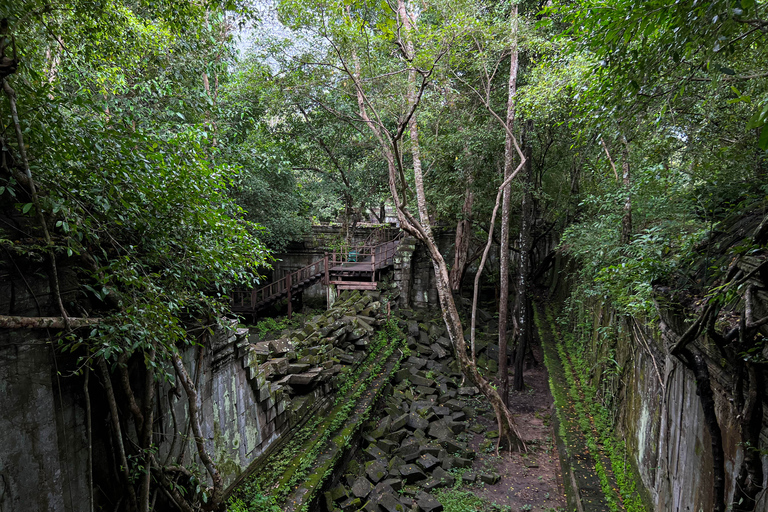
287;272;292;319
371;251;376;282
324;252;329;285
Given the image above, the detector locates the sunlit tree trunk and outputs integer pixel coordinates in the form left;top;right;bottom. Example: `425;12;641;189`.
498;3;519;405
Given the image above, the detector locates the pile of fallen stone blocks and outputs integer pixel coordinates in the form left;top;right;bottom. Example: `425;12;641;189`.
324;315;501;512
240;290;390;438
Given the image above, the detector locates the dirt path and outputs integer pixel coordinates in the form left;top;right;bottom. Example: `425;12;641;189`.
460;343;567;511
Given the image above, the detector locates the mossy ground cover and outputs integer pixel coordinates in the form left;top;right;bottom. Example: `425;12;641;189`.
535;302;646;512
228;318;405;512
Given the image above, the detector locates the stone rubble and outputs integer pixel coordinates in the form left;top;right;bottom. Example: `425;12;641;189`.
322;309;504;512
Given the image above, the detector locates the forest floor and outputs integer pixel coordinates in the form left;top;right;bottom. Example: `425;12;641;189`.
452;343;567;512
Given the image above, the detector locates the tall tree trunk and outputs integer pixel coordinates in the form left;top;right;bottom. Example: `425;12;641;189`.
400;0;525;450
345;0;524;452
450;185;474;294
620;134;632;245
514;124;533;392
498;3;520;405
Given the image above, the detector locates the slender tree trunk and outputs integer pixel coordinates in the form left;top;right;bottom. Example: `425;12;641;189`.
139;350;156;512
498;4;520;405
514;125;533;392
344;0;524;452
450;185;474;293
620;134;632;245
171;351;223;510
98;358;139;512
400;0;524;451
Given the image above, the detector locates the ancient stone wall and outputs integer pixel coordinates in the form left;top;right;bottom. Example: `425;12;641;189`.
559;291;768;511
0;255;397;511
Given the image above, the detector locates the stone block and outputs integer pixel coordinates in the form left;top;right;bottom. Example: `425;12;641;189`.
416;452;440;472
427;421;455;441
365;460;388;483
406;412;429;431
430;343;449;359
479;473;500;485
364;445;387;461
377;492;405;512
287;369;321;386
288;363;311;374
398;464;426;484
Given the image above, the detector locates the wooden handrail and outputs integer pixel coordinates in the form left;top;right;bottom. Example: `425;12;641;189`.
232;231;403;313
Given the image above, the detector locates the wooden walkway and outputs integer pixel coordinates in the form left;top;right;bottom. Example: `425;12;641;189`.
232;235;401;318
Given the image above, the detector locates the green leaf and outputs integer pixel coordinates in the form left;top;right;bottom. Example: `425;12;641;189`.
22;203;33;214
759;126;768;150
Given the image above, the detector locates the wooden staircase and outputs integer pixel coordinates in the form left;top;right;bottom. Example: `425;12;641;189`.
232;232;401;318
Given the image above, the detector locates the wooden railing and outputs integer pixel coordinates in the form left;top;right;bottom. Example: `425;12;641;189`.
232;256;328;315
232;231;403;316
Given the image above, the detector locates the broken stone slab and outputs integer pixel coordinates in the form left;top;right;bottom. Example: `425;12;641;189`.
438;438;467;455
396;442;420;463
387;455;406;472
408;374;433;387
453;456;473;468
423;477;449;491
386;429;408;445
377;439;399;454
443;399;464;411
457;386;479;396
340;496;362;511
364;445;387;461
270;357;290;375
406;356;428;369
370;415;391;438
382;477;402;492
430;343;449;359
432;406;450;417
415;385;436;396
418;444;441;458
325;486;348;504
407;320;420;337
286;369;322;386
390;412;409;431
268;337;294;356
252;341;271;359
461;471;477;483
427;421;455;441
434;336;451;349
417;344;433;357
